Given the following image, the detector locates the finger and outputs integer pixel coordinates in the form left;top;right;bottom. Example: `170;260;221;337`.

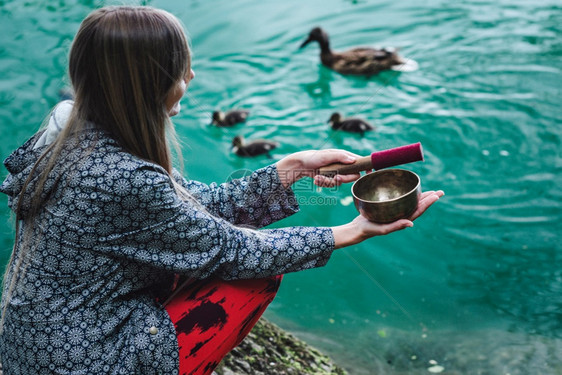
322;148;362;159
314;172;361;187
419;190;444;200
372;219;414;235
409;190;443;221
334;173;361;184
313;175;337;188
311;149;359;167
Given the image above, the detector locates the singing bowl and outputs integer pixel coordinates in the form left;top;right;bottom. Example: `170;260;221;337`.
351;169;421;223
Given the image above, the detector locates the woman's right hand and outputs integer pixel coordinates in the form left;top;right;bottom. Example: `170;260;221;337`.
276;149;361;189
331;190;444;249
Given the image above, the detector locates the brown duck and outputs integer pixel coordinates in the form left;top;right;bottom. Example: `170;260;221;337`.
212;110;249;127
299;27;416;76
328;112;374;136
231;135;279;157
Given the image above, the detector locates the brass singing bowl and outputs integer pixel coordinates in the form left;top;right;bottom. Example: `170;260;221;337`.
351;169;421;223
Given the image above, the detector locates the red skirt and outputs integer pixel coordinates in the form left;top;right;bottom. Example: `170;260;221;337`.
163;275;282;375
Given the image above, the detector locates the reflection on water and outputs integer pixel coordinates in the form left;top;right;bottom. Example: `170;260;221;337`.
0;0;561;373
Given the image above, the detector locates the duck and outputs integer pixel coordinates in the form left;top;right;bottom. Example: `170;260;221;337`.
211;110;249;127
328;112;374;136
231;135;279;157
299;27;416;76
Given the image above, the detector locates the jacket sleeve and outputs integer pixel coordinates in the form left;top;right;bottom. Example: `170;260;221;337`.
171;165;299;228
77;163;335;280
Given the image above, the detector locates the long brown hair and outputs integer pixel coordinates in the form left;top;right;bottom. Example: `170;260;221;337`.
70;5;191;170
1;6;192;329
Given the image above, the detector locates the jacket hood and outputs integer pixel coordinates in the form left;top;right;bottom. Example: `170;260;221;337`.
1;132;48;216
0;101;73;217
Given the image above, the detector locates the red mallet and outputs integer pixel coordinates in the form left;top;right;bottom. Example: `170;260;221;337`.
318;142;424;176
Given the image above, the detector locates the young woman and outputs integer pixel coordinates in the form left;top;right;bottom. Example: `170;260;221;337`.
0;6;443;375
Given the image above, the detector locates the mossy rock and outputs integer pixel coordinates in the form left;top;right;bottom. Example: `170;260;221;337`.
214;318;347;375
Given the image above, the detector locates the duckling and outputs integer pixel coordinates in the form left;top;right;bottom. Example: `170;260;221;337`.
211;110;249;127
328;112;374;136
299;27;416;76
231;135;279;157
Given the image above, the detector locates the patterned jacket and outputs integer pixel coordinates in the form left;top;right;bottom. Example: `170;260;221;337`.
0;128;335;374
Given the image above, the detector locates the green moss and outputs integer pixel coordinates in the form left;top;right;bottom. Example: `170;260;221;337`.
215;318;347;375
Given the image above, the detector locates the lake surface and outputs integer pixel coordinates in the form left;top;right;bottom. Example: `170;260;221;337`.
1;0;561;373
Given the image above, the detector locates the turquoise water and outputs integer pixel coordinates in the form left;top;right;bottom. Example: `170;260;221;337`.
1;0;561;373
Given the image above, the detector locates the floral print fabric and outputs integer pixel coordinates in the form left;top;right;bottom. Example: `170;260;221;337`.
0;129;335;374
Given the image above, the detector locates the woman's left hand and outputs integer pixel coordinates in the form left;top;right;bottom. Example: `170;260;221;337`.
276;149;362;188
331;190;444;249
